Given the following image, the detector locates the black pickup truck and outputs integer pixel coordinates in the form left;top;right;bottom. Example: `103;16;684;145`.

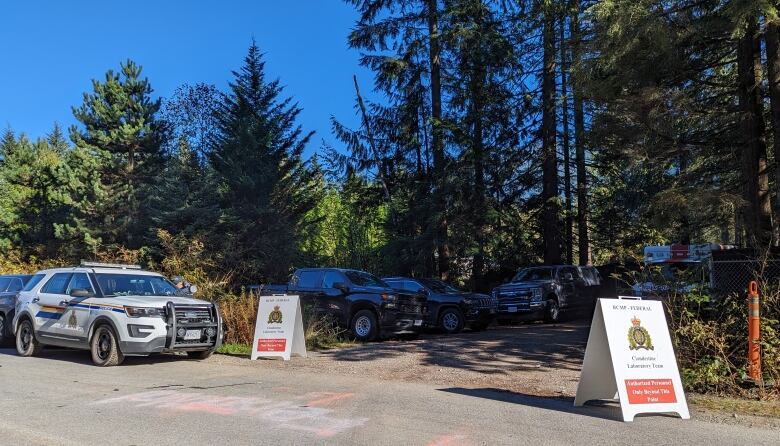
259;268;426;341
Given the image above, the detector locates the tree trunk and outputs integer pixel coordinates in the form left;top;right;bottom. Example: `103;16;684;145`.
542;10;562;265
560;14;573;265
470;44;487;291
571;0;590;265
737;16;772;247
428;0;450;279
765;18;780;245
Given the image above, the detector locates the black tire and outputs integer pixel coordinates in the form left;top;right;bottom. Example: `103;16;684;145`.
187;349;215;360
0;313;8;344
351;309;378;342
90;325;124;367
15;319;43;356
544;299;561;323
439;308;465;334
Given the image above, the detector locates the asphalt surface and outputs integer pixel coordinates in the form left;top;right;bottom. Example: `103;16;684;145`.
0;345;777;446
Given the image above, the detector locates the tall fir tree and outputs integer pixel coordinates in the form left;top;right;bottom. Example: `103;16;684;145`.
70;60;166;251
208;41;320;282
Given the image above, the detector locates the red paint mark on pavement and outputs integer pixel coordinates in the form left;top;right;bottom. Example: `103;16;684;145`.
306;392;355;407
427;433;469;446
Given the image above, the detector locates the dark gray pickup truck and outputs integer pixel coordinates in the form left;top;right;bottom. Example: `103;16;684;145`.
258;268;426;341
492;265;601;323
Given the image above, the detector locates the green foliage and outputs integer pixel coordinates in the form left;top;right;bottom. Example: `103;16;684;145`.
206;41;321;284
70;59;166;252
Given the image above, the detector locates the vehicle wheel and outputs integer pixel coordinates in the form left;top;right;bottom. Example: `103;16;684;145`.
90;325;124;367
187;349;214;360
351;310;378;342
0;313;8;343
16;319;43;356
544;299;561;323
470;322;490;332
439;308;465;334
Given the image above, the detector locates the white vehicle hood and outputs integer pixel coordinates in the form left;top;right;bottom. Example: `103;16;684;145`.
94;295;212;308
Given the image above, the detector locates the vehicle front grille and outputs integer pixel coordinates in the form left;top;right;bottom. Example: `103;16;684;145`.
497;290;534;311
174;306;213;325
397;295;425;315
471;297;495;308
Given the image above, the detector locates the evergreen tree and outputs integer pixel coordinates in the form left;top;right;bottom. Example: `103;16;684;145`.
208;41;320;282
70;60;166;250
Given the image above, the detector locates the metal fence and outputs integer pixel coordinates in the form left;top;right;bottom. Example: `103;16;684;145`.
710;259;780;296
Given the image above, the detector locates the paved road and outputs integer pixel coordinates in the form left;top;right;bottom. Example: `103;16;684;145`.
0;346;776;446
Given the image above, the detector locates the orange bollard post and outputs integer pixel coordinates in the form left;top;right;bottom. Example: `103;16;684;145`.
747;281;762;383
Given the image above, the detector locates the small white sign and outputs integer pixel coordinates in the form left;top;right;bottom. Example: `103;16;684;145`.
574;298;690;422
250;294;307;361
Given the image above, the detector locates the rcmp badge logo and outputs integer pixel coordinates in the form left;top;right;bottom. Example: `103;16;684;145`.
268;305;283;324
628;316;654;350
67;311;78;329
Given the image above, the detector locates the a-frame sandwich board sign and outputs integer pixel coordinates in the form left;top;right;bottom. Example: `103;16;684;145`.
574;297;690;422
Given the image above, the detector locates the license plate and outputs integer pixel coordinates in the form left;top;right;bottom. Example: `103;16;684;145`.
508;306;518;313
184;329;201;340
414;320;423;326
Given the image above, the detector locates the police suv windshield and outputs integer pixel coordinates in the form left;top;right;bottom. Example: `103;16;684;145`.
95;273;179;297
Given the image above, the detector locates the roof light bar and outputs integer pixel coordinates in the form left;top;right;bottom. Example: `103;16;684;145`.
79;261;142;270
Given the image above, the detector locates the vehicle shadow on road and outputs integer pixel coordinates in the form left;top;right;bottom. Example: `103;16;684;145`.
322;320;590;375
439;387;682;422
0;346;191;367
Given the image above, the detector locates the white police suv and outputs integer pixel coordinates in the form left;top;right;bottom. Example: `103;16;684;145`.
13;262;223;366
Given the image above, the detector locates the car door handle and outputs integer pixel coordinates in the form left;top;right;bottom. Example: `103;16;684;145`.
59;300;69;306
32;297;40;303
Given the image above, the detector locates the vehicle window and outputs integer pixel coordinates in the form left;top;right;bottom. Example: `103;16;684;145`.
94;273;178;297
384;279;403;290
22;274;46;292
0;278;10;292
295;270;323;288
344;271;389;288
6;278;24;293
41;273;73;294
559;267;578;280
67;273;94;294
418;278;459;293
512;268;553;282
322;271;345;289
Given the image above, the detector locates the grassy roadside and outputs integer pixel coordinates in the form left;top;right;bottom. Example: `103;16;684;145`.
689;394;780;418
217;340;355;357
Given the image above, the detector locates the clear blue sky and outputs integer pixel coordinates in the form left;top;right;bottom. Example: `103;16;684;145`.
0;0;374;157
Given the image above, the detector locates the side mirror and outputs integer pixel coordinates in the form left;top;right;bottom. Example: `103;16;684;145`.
188;285;198;294
70;288;94;298
417;289;429;296
332;282;349;293
563;273;573;281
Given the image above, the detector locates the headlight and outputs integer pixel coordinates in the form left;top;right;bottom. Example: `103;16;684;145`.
125;306;164;318
463;298;475;305
381;293;398;308
491;290;497;299
531;288;543;301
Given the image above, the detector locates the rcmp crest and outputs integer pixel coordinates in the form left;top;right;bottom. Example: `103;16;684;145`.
268;305;283;324
627;316;654;350
67;311;78;329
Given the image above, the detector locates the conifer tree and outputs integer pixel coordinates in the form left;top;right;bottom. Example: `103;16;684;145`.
208;41;320;282
70;60;166;250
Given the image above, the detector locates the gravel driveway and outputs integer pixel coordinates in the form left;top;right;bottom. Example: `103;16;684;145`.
232;320;590;398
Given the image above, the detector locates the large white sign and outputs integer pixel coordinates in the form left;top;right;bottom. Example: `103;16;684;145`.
574;298;690;422
251;294;307;361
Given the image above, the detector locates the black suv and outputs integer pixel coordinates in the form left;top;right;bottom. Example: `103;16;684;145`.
383;277;497;334
0;274;35;341
492;265;601;324
260;268;426;341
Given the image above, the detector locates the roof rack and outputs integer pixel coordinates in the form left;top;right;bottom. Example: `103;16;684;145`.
79;261;142;270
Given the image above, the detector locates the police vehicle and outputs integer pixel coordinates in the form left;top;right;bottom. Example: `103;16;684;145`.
13;262;223;366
